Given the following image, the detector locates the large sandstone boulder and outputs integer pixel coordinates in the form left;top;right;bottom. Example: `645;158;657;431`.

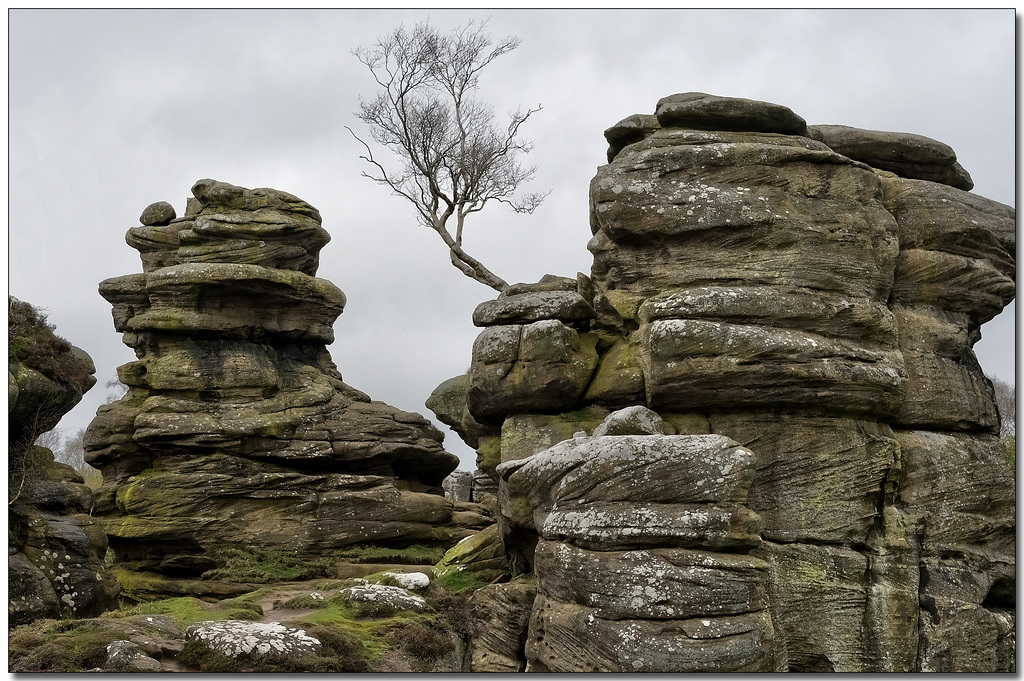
496;408;781;673
86;180;482;595
429;93;1015;672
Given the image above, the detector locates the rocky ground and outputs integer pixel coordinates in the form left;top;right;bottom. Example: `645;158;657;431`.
8;561;486;673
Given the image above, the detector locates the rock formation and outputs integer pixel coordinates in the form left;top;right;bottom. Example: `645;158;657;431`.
429;93;1015;672
8;297;119;623
85;179;489;598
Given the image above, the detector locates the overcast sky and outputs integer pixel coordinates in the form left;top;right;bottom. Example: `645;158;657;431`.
8;9;1016;469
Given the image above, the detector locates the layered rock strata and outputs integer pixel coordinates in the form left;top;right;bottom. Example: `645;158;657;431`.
9;301;119;623
430;93;1015;672
86;180;487;596
499;407;782;672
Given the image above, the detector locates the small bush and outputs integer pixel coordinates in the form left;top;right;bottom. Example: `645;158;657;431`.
429;587;480;636
390;621;454;662
309;625;372;672
8;297;92;390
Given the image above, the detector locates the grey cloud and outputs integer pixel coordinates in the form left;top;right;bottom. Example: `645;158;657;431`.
9;9;1015;470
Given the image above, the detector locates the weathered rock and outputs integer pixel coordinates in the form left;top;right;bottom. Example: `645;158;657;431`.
591;405;663;436
139;201;176;226
579;337;646;407
499;434;757;534
8;549;60;624
495;416;777;671
896;430;1014;563
656;92;808;136
604;113;661;162
451;93;1014;672
339;583;428;612
881;175;1014;432
442;469;473;503
472;290;595;327
502;274;580;296
86;181;468;591
471;468;499;510
466;321;599;423
8;300;117;623
498;409;607;466
535;541;769;620
434;524;508;585
808;124;973;190
185;620;322;658
469;577;537;672
101;640;163;672
754;540;918;672
526;595;782;673
382;571;431;590
425;373;495;449
708;414;901;545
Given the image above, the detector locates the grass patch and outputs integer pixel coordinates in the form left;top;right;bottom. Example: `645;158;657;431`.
202;546;335;583
101;595;262;626
278;592;331;610
198;544;446;584
334;543;446;565
9;620;116;672
435;568;492;593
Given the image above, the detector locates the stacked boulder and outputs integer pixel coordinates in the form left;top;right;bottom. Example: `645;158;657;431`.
85;180;488;597
429;93;1014;672
499;407;782;672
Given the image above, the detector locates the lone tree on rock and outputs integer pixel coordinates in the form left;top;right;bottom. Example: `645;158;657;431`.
350;19;546;292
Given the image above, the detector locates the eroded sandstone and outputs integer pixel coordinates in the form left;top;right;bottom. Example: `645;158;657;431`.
428;92;1015;672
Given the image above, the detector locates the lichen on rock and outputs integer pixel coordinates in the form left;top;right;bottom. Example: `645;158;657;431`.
427;92;1015;673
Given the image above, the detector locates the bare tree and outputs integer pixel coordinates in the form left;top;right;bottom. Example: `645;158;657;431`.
350;19;547;292
991;376;1015;438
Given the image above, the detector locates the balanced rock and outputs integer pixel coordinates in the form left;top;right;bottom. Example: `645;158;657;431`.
656;92;808;136
808;124;973;190
86;180;483;595
139;201;176;226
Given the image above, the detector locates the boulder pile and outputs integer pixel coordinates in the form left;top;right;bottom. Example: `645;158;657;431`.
430;93;1015;672
85;179;489;597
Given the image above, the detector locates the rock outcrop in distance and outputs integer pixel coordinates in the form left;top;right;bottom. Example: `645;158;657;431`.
429;92;1015;673
8;297;119;624
85;179;490;599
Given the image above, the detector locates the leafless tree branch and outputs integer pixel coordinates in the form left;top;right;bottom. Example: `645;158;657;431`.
351;19;546;292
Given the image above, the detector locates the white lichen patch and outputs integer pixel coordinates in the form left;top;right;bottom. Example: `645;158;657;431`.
185;620;322;659
339;584;428;611
381;571;431;590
